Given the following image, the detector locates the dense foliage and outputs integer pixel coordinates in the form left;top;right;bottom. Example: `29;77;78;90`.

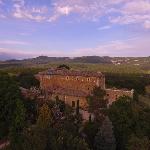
108;96;150;150
0;72;25;141
106;73;150;94
8;103;90;150
16;72;40;89
57;64;70;70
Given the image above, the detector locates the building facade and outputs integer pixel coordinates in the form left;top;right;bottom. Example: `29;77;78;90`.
36;68;133;109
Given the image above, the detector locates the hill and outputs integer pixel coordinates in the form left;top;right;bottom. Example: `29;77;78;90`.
1;56;113;65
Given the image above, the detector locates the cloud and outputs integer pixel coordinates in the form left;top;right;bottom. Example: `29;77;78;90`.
12;0;47;22
0;0;150;29
71;37;150;57
0;14;6;18
0;0;4;5
18;33;31;36
109;0;150;29
0;48;36;59
98;25;111;30
48;0;150;29
144;20;150;29
31;6;48;14
49;0;133;22
0;40;29;45
0;36;149;59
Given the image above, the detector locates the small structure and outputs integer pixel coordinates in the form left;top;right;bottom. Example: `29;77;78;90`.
106;88;134;106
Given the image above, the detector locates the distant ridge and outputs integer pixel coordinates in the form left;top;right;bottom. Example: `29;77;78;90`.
2;56;112;64
0;56;150;67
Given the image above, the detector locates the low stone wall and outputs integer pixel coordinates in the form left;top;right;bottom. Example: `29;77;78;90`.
106;89;134;105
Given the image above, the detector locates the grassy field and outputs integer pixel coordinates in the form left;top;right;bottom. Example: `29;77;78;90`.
0;62;149;75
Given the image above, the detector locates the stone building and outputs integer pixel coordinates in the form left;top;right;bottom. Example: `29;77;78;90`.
36;68;133;109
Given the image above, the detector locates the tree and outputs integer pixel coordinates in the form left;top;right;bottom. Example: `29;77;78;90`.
108;96;133;149
87;87;106;112
51;130;90;150
57;64;70;70
37;104;53;129
127;135;150;150
83;122;99;148
16;72;40;89
108;96;150;150
106;73;150;95
9;99;26;150
0;72;26;140
23;98;37;124
20;104;53;150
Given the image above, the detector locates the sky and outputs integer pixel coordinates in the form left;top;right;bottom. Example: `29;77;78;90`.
0;0;150;59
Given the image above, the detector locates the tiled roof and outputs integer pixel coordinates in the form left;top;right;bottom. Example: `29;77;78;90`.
39;68;103;77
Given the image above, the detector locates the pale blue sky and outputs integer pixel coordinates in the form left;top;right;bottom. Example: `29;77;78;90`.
0;0;150;59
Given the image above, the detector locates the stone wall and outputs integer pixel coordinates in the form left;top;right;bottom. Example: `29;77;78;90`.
51;94;88;109
106;89;134;105
39;74;105;94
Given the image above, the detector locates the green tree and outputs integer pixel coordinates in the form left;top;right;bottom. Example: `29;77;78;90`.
0;73;26;140
83;122;99;148
23;98;37;124
108;96;150;150
9;99;26;150
87;87;106;112
37;104;53;129
57;64;70;70
16;72;39;89
21;104;53;150
108;96;133;149
52;130;89;150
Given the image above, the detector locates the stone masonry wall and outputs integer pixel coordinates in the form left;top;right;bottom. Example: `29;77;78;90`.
106;89;134;105
39;74;105;94
51;94;88;109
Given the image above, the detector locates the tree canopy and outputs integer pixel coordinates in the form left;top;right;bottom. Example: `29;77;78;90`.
0;72;25;140
108;96;150;150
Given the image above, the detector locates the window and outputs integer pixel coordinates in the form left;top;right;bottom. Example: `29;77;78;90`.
76;77;79;80
72;101;75;107
87;78;90;81
66;76;69;80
